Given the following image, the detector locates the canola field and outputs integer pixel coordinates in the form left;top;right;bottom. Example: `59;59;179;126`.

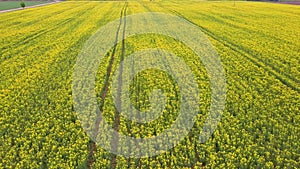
0;1;299;168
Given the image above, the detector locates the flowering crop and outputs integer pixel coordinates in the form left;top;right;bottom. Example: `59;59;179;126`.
0;1;299;168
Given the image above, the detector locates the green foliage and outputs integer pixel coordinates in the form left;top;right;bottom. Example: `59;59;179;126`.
20;1;25;8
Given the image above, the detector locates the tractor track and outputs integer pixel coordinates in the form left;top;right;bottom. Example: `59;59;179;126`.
86;2;128;169
110;2;128;169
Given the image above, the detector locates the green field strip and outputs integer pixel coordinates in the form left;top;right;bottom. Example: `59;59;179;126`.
0;1;49;11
